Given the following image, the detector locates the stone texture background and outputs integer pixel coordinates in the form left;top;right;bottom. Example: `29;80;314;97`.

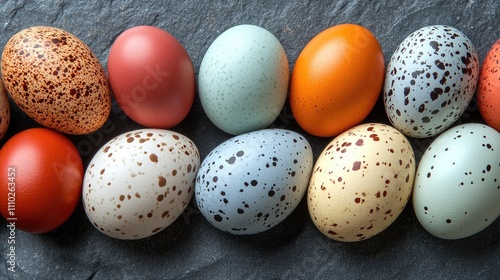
0;0;498;279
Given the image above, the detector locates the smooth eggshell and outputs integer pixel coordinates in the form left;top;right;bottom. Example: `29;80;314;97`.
83;129;200;239
195;129;313;235
1;26;111;135
308;123;415;241
413;123;500;239
107;26;195;128
290;23;385;137
477;39;500;131
0;81;10;140
384;25;479;138
198;25;289;135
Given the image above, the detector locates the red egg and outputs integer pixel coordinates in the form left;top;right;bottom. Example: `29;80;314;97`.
107;26;195;128
478;39;500;131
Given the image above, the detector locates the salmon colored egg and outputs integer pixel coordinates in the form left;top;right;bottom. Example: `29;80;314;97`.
0;128;83;233
290;24;385;137
477;39;500;131
107;26;195;128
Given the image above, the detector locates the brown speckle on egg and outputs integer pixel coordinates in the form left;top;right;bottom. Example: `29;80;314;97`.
308;123;416;242
0;82;10;140
0;26;111;134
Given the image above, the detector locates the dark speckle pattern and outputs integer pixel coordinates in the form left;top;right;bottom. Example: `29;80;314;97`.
82;129;200;240
384;25;479;138
195;129;313;235
413;123;500;239
0;83;10;140
308;123;416;242
1;26;111;135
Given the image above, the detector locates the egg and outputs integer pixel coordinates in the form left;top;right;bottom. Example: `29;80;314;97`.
198;25;289;135
308;123;416;242
1;26;111;135
0;81;10;140
290;24;385;137
413;123;500;239
477;39;500;131
195;129;313;235
107;26;195;128
384;25;479;138
82;129;200;239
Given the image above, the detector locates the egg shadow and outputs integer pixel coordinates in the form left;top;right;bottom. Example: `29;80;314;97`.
426;217;500;253
223;198;311;251
334;203;417;256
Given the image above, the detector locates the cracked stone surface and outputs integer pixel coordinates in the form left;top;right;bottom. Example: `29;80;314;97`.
0;1;498;279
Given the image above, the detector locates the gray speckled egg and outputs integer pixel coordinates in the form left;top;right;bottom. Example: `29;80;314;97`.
83;129;200;240
413;123;500;239
198;24;289;135
384;25;479;138
195;129;313;235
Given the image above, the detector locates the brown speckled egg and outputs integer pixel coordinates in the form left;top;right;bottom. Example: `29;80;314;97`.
1;26;111;135
307;123;416;242
82;129;200;240
0;81;10;140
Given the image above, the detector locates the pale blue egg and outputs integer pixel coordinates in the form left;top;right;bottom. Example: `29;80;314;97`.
195;129;313;235
198;25;289;135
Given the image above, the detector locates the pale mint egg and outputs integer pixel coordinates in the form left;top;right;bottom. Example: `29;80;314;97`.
413;123;500;239
198;24;289;135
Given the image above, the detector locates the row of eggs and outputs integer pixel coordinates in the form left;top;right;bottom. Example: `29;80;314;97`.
0;23;498;242
1;24;499;139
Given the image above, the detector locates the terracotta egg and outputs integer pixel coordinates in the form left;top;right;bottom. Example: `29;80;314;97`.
1;26;111;135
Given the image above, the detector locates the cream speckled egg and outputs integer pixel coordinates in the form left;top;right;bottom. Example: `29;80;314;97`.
0;81;10;140
198;24;289;135
308;123;416;241
1;26;111;135
83;129;200;239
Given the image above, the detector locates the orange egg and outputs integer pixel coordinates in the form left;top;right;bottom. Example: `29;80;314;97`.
290;24;385;137
477;39;500;131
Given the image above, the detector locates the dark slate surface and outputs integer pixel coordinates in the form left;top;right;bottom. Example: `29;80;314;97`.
0;1;498;279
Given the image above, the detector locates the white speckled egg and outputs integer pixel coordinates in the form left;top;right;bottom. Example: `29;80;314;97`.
0;81;10;140
384;25;479;138
195;129;313;235
83;129;200;240
413;123;500;239
308;123;416;242
198;24;289;135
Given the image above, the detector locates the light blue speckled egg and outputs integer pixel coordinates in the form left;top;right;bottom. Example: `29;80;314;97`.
195;129;313;235
198;24;289;135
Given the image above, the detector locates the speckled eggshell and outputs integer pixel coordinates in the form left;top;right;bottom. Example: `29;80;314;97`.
1;26;111;135
82;129;200;240
198;24;289;135
477;39;500;131
0;81;10;140
195;129;313;235
308;123;416;242
413;123;500;239
384;25;479;138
